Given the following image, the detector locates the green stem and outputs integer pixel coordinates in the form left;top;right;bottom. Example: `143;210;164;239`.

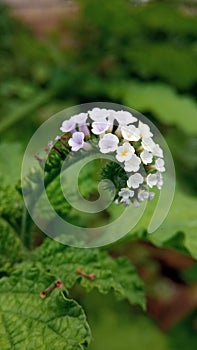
20;206;32;249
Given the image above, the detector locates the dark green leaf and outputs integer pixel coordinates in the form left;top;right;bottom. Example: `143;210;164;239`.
33;239;145;309
0;267;91;350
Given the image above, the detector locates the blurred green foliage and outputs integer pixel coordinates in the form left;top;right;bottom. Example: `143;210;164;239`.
85;292;169;350
82;291;197;350
0;0;197;349
73;0;197;91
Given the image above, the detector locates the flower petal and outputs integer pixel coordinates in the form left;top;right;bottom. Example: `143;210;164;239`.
124;154;141;172
98;133;119;153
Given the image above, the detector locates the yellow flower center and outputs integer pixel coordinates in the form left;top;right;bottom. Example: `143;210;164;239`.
121;150;128;156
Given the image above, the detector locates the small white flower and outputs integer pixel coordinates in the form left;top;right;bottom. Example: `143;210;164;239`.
92;121;110;135
138;189;149;202
147;172;164;189
133;200;140;208
79;124;90;137
118;188;134;199
98;133;119;153
116;142;134;162
102;109;115;132
152;144;163;158
140;150;153;165
121;125;141;141
120;198;132;206
115;110;137;125
137;189;155;202
47;141;53;150
68;132;85;151
55;136;61;141
119;187;134;206
156;172;163;189
127;173;144;189
88;108;109;121
138;121;153;138
146;173;158;188
124;154;141;172
142;138;163;158
60;117;76;132
155;158;165;172
73;113;88;125
148;192;155;201
141;137;156;152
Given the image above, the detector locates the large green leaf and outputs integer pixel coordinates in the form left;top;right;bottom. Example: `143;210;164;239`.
118;187;197;259
0;267;91;350
33;240;145;309
150;189;197;260
85;292;170;350
109;81;197;135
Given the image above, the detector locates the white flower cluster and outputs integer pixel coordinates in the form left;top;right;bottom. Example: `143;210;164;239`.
59;108;165;207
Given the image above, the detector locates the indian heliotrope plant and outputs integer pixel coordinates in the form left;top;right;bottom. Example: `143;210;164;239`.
51;107;165;208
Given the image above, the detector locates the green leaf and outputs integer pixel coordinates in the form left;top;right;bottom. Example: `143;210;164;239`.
149;189;197;259
84;292;170;350
162;232;190;255
0;143;23;185
0;222;26;272
0;182;23;232
0;90;55;134
120;187;197;259
33;239;145;309
0;267;91;350
111;81;197;135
